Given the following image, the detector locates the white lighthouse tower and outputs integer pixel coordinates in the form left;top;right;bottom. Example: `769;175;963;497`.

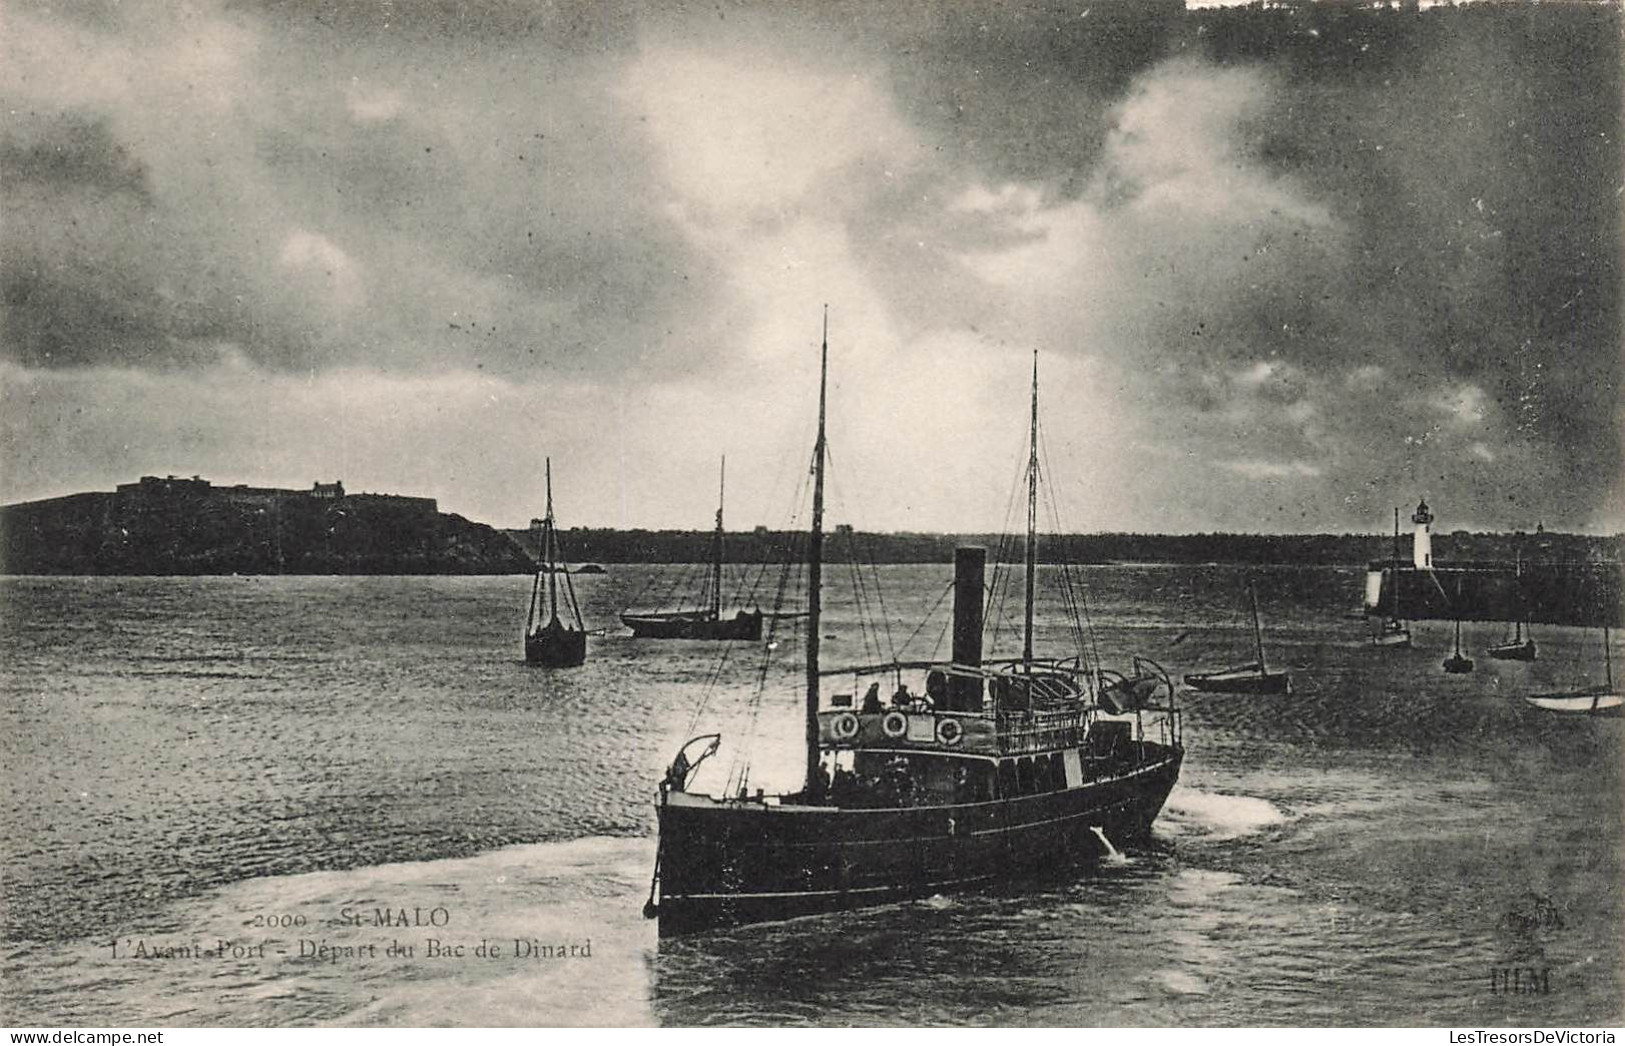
1411;498;1435;569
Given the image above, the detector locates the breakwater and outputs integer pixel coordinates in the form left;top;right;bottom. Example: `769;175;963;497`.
1363;562;1623;628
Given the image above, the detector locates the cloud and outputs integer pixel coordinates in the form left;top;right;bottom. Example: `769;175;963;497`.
1219;459;1323;480
621;44;924;221
345;81;405;123
279;230;364;310
0;2;1617;533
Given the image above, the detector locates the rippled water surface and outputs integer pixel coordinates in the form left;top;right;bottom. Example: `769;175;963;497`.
1;567;1619;1026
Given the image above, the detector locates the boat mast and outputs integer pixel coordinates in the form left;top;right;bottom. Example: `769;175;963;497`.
1023;351;1039;665
1391;507;1402;620
1606;624;1614;691
1249;579;1267;675
1513;550;1523;642
712;456;726;621
545;457;559;624
804;307;829;796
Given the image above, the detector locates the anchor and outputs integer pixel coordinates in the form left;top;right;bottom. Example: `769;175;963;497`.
1090;825;1123;860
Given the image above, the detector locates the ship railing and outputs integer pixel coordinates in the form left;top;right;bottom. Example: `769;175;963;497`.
817;656;1090;681
816;706;1095;756
994;709;1088;755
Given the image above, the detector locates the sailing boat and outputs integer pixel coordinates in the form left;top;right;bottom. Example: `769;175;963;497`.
1488;620;1537;662
1525;626;1621;716
1487;553;1537;661
644;321;1184;935
1442;617;1474;674
524;459;588;668
1183;580;1291;694
621;457;764;641
1373;507;1412;648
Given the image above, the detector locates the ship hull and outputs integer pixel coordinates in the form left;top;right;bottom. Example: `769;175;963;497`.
653;744;1181;935
525;627;587;668
1183;670;1290;695
1487;641;1537;662
623;611;763;641
1525;689;1621;716
1372;623;1411;648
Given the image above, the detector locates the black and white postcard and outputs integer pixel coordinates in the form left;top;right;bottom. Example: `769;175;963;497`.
2;0;1619;1030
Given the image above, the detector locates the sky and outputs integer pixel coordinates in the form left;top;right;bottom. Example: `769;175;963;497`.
3;0;1619;534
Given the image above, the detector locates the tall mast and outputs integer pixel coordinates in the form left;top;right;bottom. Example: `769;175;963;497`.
1391;507;1402;618
805;307;829;796
712;456;726;620
1023;351;1039;665
1606;624;1614;691
1513;550;1522;641
1249;579;1267;674
545;458;559;622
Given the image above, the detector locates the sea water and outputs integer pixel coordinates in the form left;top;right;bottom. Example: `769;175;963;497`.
1;567;1618;1026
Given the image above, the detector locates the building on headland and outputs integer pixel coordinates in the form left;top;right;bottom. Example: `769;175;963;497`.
0;475;541;576
110;475;436;514
1364;498;1622;628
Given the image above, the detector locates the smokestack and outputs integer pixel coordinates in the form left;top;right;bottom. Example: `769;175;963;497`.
950;547;985;712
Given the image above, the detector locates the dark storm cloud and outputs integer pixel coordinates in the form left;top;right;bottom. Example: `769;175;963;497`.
1204;6;1619;520
2;111;242;368
0;0;724;379
1;111;151;199
830;1;1617;527
1;0;1617;530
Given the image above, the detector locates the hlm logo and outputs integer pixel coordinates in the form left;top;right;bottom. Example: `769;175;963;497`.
1489;966;1552;995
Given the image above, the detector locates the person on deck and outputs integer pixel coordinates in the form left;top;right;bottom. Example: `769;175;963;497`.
861;682;883;714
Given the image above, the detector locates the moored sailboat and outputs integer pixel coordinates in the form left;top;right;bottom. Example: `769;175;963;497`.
524;459;588;668
621;457;764;641
1441;576;1474;674
1525;626;1620;716
1184;580;1291;694
1487;554;1537;661
1442;616;1474;674
644;319;1185;935
1373;508;1412;648
1487;620;1537;662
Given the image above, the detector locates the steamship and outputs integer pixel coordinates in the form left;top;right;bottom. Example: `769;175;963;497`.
644;317;1185;935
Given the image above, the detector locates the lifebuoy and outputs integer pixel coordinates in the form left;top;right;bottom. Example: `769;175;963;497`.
831;712;860;741
881;711;908;739
936;717;963;746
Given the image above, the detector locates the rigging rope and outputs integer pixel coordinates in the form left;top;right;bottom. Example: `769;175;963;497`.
721;456;814;796
1036;410;1106;684
895;579;955;662
861;535;900;665
555;531;586;629
1036;423;1088;667
985;420;1032;657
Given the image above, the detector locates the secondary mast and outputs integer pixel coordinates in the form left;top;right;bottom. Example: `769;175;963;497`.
1391;507;1402;618
1249;579;1267;675
1023;351;1039;665
712;456;726;620
545;458;559;623
805;307;829;796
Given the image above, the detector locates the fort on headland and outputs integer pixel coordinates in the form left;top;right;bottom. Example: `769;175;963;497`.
115;474;438;515
1;475;531;575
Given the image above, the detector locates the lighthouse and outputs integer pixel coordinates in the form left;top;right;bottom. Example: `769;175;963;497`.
1411;498;1435;569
